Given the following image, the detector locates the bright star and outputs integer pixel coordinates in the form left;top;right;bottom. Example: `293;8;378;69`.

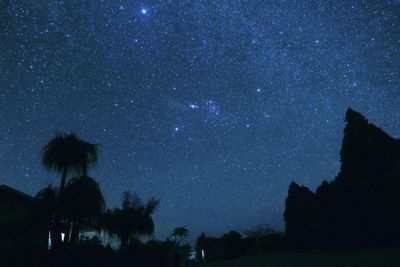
141;8;147;14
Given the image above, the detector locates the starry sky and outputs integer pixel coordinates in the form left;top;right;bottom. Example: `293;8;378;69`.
1;0;400;242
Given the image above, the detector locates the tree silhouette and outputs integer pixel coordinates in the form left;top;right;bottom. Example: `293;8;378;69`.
244;224;276;238
35;184;58;246
100;191;159;249
42;133;98;248
42;133;98;190
170;226;189;245
62;175;105;245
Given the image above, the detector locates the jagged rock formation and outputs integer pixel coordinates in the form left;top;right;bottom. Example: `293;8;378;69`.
284;109;400;248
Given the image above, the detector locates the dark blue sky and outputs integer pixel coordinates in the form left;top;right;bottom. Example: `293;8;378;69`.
1;0;400;242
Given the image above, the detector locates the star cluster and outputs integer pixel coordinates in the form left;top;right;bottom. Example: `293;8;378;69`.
1;0;400;241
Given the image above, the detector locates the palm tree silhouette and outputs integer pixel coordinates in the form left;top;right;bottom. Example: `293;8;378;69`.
62;175;105;245
42;133;98;248
100;191;159;249
42;133;98;190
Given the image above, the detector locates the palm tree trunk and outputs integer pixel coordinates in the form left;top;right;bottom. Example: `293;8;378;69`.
51;219;62;249
120;233;129;249
64;221;73;245
52;167;68;249
49;219;57;248
60;167;68;191
70;221;80;246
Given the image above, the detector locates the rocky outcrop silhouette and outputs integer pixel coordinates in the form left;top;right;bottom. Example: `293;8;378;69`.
284;109;400;248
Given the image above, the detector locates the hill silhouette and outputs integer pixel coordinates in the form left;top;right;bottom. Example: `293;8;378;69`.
284;108;400;248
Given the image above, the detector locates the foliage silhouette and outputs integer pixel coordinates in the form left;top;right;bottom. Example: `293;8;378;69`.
220;230;244;260
196;230;244;262
100;191;159;249
170;226;189;245
243;224;278;253
42;133;98;189
244;224;276;238
42;133;98;248
168;226;191;267
62;175;105;245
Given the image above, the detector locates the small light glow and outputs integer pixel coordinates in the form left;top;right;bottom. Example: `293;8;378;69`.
141;8;147;14
48;231;51;249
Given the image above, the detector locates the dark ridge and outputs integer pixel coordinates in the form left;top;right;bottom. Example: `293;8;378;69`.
284;108;400;248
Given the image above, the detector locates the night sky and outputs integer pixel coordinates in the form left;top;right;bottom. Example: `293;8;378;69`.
1;0;400;242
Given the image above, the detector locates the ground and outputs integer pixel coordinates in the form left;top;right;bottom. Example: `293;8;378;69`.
195;249;400;267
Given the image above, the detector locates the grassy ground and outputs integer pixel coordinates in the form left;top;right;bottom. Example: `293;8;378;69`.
195;249;400;267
